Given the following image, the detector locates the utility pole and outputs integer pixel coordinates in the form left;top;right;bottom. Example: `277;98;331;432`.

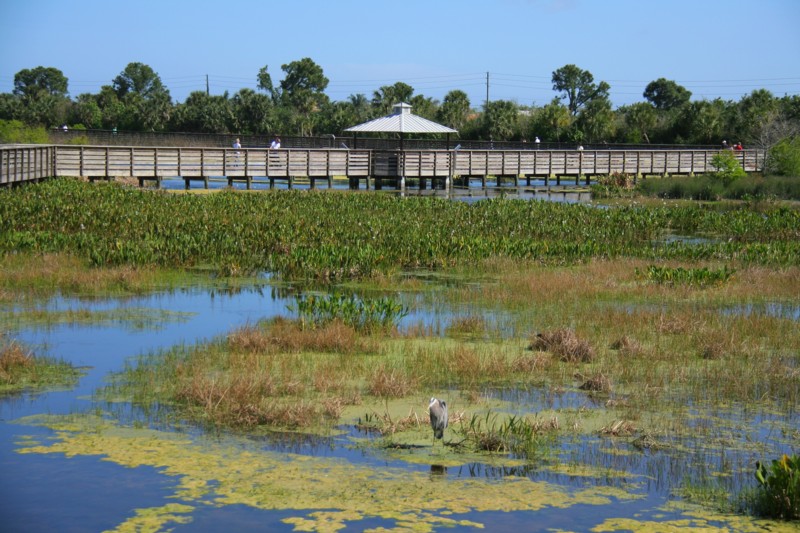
206;75;209;96
485;71;489;111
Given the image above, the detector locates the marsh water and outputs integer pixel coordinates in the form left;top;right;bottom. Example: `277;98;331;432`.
1;279;797;532
158;175;594;204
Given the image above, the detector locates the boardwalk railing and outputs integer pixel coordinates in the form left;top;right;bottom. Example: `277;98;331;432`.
1;144;765;188
1;145;55;186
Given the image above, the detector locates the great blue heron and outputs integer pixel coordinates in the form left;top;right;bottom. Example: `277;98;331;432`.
429;397;448;446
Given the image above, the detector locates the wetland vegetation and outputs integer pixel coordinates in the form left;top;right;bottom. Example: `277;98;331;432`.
1;178;799;531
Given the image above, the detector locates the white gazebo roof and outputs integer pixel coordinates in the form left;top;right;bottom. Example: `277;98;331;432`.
345;103;458;134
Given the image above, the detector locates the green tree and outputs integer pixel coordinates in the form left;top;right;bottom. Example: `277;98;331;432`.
257;65;276;100
95;86;126;130
683;99;728;144
12;66;70;126
13;66;68;100
0;93;22;121
576;97;615;142
643;78;692;111
437;90;471;131
483;100;519;141
317;100;358;135
279;58;330;136
231;88;273;134
767;136;800;176
347;94;372;123
372;82;414;115
735;89;778;142
533;98;573;142
621;102;657;143
112;62;168;100
71;93;103;129
171;91;234;133
551;64;610;116
409;94;438;120
112;63;172;131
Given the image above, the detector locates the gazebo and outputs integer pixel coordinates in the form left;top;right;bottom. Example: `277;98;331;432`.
344;102;458;150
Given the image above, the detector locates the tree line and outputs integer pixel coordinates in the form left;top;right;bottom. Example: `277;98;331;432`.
2;58;799;151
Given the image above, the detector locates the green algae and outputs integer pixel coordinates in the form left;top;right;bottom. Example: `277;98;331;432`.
1;307;193;332
15;413;640;532
589;499;800;532
108;503;194;533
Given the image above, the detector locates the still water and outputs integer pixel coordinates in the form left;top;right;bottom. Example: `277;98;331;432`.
1;282;796;532
157;175;593;204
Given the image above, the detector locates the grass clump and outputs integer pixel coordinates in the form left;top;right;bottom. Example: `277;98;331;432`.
0;337;83;393
458;411;559;457
529;329;595;363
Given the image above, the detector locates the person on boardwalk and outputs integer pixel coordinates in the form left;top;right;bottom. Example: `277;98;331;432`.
734;142;743;151
233;138;242;166
270;136;281;149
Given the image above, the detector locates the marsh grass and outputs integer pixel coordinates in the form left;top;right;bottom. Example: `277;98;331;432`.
458;411;559;457
446;315;488;337
0;253;177;300
0;336;83;392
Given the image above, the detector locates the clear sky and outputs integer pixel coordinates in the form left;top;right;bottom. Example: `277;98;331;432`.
1;0;798;109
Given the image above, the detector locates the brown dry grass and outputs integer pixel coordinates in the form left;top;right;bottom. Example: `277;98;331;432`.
0;253;159;298
0;341;35;383
529;329;596;363
577;372;612;393
446;315;487;336
227;318;364;355
609;336;642;357
368;364;417;398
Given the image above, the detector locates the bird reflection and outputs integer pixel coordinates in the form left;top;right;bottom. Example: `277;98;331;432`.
430;464;447;477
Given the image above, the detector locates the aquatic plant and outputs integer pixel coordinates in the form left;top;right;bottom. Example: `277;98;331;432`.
637;264;735;286
290;293;408;333
2;180;798;283
754;454;800;520
458;411;558;458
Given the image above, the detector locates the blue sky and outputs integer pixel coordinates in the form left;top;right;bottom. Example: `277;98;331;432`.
1;0;798;109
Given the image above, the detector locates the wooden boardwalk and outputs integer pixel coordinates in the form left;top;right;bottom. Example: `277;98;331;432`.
1;145;765;189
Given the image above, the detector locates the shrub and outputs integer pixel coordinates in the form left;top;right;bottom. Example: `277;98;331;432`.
767;136;800;176
710;150;746;183
591;172;636;198
0;119;50;144
753;454;800;520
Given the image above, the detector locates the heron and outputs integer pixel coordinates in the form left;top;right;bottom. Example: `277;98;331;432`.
429;397;448;447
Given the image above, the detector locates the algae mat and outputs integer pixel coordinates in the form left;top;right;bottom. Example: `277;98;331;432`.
14;414;795;532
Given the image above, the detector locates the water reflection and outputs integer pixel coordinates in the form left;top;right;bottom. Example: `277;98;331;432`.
156;175;593;204
429;464;447;477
